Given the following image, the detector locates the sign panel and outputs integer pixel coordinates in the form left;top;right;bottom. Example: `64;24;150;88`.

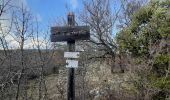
66;60;78;68
51;26;90;42
64;52;79;58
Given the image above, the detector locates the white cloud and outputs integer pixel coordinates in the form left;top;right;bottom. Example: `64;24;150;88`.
25;37;48;49
0;15;12;36
0;0;46;50
2;34;49;49
4;35;19;49
70;0;78;10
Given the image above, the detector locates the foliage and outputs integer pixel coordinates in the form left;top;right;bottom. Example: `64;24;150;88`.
117;0;170;99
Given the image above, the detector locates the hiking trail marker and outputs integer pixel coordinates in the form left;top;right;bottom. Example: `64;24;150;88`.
66;60;78;68
50;12;90;100
64;52;80;59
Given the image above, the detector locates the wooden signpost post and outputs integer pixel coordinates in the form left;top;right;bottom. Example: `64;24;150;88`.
50;12;90;100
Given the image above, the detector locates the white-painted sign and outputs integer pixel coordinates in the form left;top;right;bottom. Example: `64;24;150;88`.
66;60;78;68
64;52;79;58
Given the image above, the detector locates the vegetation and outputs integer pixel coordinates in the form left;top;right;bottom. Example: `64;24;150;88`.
0;0;169;100
117;0;170;99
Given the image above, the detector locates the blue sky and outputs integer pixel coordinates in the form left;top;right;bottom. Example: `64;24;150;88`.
25;0;122;36
1;0;84;49
2;0;123;49
26;0;83;27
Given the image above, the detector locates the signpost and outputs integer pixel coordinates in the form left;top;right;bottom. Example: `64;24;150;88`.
50;12;90;100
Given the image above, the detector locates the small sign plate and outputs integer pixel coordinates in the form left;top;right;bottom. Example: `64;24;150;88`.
66;60;78;68
64;52;79;58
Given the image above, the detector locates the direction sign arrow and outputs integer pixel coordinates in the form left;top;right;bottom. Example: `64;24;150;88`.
66;60;78;68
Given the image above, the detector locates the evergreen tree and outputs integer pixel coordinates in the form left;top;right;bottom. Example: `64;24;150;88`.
117;0;170;99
